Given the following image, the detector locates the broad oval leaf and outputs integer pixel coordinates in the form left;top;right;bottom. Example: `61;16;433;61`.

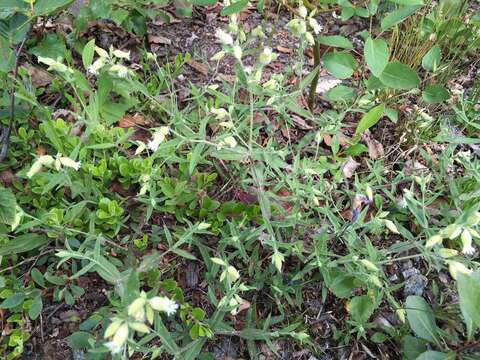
379;61;420;90
348;295;377;324
318;35;353;49
405;295;440;345
457;271;480;328
381;6;422;31
0;293;25;309
422;84;449;104
323;51;358;79
422;45;441;72
220;0;248;16
355;103;385;134
364;37;389;77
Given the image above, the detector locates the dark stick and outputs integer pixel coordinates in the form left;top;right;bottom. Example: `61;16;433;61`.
307;39;321;111
0;38;27;162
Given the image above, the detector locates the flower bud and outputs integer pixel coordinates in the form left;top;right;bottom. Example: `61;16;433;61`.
113;49;130;60
447;261;472;280
232;44;242;61
461;229;475;255
272;251;284;272
226;265;240;282
384;219;399;234
215;29;234;46
425;234;443;248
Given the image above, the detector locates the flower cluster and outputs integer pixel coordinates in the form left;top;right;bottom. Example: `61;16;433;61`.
103;292;178;354
27;154;81;178
87;46;131;78
287;4;323;45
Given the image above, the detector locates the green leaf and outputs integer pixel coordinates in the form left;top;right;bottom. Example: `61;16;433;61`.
422;85;449;104
0;36;14;73
69;331;94;350
191;0;218;5
349;295;377;324
345;143;368;156
31;268;45;287
0;293;25;309
33;0;73;17
29;33;67;61
317;35;353;49
28;295;43;320
324;85;357;102
457;271;480;328
175;0;193;17
364;37;389;77
220;0;248;16
0;187;16;225
416;351;449;360
405;295;440;345
355;104;385;135
323;51;358;79
0;234;50;256
422;45;441;72
381;6;422;31
82;38;95;70
0;0;28;19
403;335;426;360
379;61;420;90
388;0;424;4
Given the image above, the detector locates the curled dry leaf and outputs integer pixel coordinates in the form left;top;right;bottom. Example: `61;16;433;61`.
361;132;384;160
276;45;292;54
315;75;342;94
26;65;53;87
290;114;313;130
118;113;148;128
342;156;360;179
147;34;172;45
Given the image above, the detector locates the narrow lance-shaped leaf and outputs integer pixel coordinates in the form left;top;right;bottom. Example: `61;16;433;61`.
355;104;385;135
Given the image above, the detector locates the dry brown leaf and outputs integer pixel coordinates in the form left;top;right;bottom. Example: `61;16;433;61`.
342;156;360;179
187;59;208;76
148;34;172;45
26;65;53;87
362;132;384;160
118;113;147;128
276;45;292;54
290;115;313;130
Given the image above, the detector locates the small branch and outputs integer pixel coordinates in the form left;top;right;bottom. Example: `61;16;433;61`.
0;38;27;162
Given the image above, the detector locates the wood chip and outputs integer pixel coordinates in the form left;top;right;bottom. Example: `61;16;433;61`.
148;34;172;45
276;45;292;54
187;59;208;76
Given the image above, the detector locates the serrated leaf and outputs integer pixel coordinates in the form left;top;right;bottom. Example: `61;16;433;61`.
0;187;16;225
318;35;353;49
364;37;389;77
422;45;441;72
323;51;358;79
220;0;248;16
422;84;449;103
379;61;420;90
348;295;377;324
355;104;385;135
381;6;422;31
405;295;440;345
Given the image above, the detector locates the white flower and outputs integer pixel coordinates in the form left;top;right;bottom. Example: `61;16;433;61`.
259;47;274;65
113;49;130;60
148;296;178;316
109;64;129;78
461;229;475;255
233;44;242;61
298;5;308;18
223;136;237;148
104;341;123;354
59;157;81;170
27;155;55;178
87;58;105;76
210;107;229;120
215;29;234;46
308;17;322;34
305;31;315;45
95;46;109;58
147;126;170;151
